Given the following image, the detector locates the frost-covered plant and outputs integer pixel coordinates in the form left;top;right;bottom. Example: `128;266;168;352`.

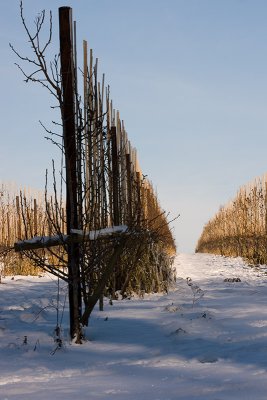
186;277;204;307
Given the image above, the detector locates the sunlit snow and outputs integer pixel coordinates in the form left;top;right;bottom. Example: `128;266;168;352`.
1;253;267;399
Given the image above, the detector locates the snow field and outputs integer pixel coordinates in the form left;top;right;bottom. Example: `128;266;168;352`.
1;253;267;399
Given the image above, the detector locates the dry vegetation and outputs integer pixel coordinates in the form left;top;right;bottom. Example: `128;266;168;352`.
196;174;267;264
0;175;175;288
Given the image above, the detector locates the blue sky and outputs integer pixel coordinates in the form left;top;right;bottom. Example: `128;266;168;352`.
1;1;267;252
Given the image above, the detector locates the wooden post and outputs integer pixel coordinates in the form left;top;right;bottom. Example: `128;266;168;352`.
74;21;83;231
125;153;132;225
16;196;21;240
6;208;10;247
1;207;4;247
33;199;38;235
120;124;127;224
136;172;141;227
99;293;104;311
110;126;120;298
59;6;81;342
83;40;90;218
111;126;119;226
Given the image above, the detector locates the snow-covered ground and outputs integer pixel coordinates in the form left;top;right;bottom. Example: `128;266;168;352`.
1;253;267;399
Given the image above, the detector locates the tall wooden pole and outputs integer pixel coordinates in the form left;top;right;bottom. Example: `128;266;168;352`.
16;195;21;240
125;153;132;226
59;6;81;342
111;126;120;226
33;199;38;235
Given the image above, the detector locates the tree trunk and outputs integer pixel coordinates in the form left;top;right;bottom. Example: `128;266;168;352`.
81;239;127;326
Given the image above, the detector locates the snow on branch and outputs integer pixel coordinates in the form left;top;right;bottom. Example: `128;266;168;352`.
14;225;129;252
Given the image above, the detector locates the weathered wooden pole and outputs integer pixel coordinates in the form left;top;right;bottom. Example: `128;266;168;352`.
125;153;133;225
73;21;83;231
16;195;21;240
59;6;82;342
111;126;120;226
33;199;38;235
110;125;120;298
135;171;141;227
6;209;10;247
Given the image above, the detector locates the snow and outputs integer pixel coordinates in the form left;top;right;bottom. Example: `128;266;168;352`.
1;253;267;399
71;224;129;238
14;225;128;251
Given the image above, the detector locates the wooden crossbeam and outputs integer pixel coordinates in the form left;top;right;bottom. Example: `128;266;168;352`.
14;225;128;252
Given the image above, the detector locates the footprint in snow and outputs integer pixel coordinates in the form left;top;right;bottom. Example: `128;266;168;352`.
198;355;218;364
170;328;187;336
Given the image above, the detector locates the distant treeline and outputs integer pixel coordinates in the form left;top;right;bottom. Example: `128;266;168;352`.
196;174;267;264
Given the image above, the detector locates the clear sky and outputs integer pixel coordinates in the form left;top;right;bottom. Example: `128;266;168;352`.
1;0;267;253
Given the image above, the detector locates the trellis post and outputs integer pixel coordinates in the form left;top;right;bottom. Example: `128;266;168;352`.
59;6;81;341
